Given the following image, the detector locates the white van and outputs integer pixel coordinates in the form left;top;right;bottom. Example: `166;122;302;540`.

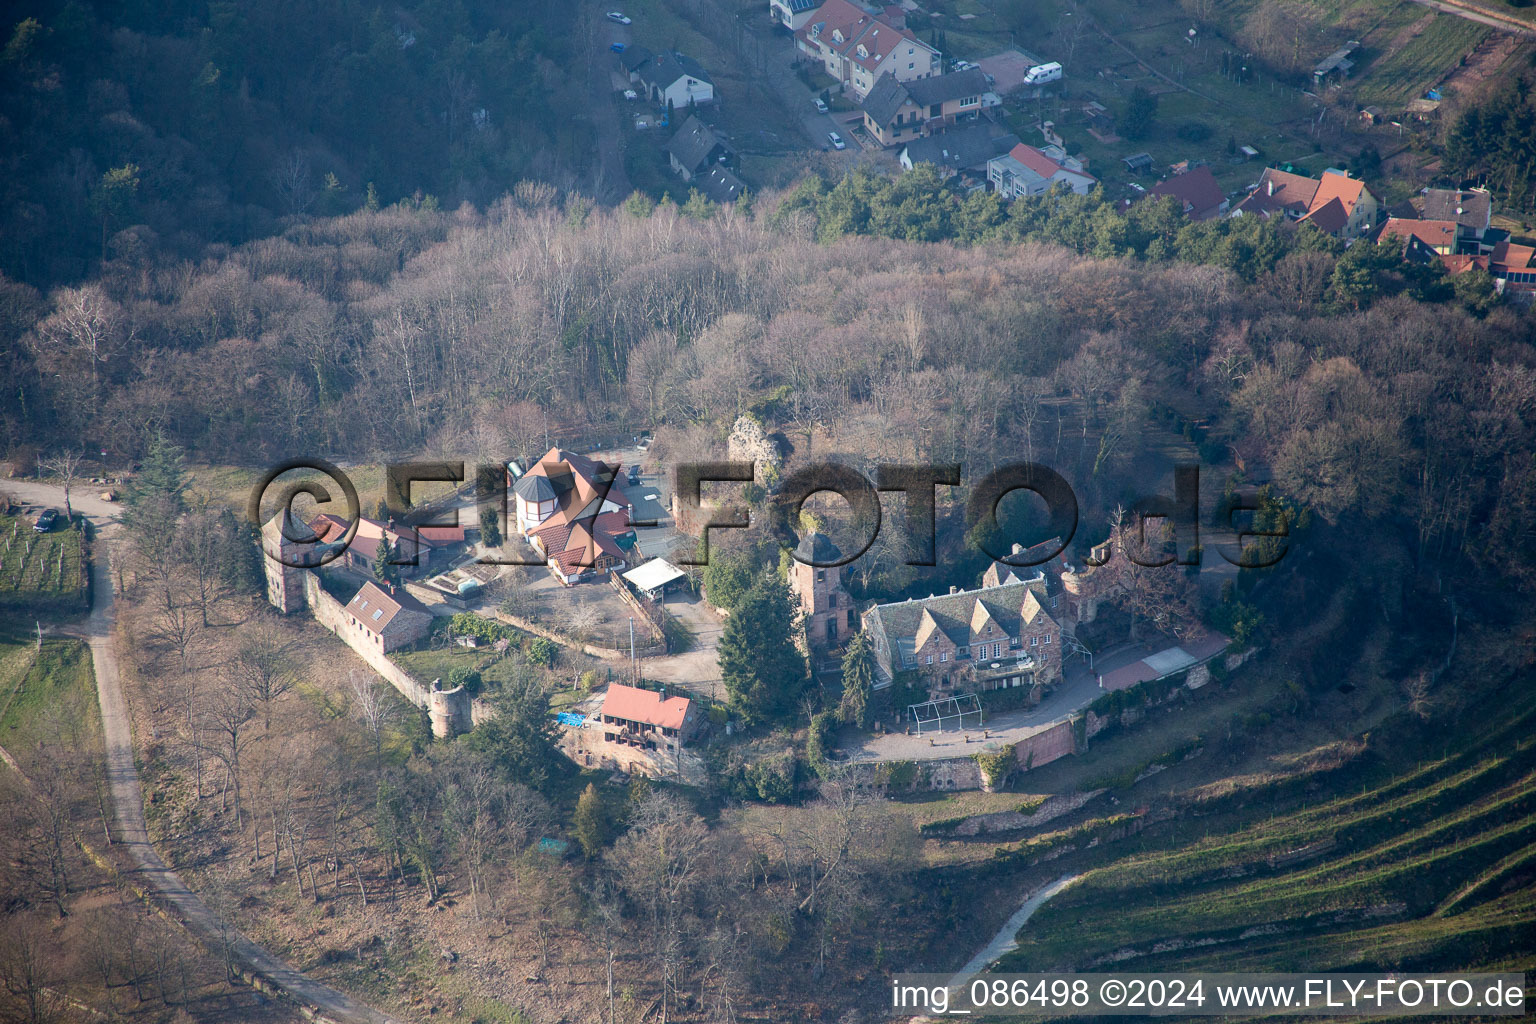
1024;61;1063;85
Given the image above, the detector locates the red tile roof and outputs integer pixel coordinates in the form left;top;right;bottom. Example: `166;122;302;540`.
311;513;449;563
797;0;929;76
1311;170;1367;218
1233;168;1320;218
1378;217;1458;251
1492;240;1536;272
1439;253;1489;275
1148;166;1224;220
1298;196;1348;235
601;683;693;730
1008;142;1069;179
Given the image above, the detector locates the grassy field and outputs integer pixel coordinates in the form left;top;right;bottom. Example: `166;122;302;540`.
996;680;1536;976
0;631;99;763
190;463;461;524
0;513;89;616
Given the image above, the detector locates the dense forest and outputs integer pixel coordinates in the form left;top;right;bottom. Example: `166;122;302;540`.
0;0;584;286
2;175;1533;596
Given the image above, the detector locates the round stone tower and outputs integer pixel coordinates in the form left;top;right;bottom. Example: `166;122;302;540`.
428;680;471;739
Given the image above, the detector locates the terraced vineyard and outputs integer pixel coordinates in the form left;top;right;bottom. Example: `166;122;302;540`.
1355;14;1491;107
0;513;89;615
1001;682;1536;978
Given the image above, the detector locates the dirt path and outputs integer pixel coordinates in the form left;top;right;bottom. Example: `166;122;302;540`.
1403;0;1536;37
19;477;403;1024
948;874;1082;985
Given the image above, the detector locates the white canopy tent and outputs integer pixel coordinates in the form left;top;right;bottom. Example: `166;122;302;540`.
622;558;687;597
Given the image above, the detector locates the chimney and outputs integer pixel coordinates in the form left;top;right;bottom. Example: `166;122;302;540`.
1011;542;1025;555
658;685;667;701
949;585;959;595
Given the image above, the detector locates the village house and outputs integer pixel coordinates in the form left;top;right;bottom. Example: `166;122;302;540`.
1230;167;1380;239
1147;165;1228;221
988;142;1097;198
899;126;1019;184
860;68;991;147
1421;187;1493;245
667;115;734;181
786;532;857;653
598;683;701;752
510;447;640;585
307;513;466;578
344;580;433;654
770;0;821;31
1377;217;1460;257
795;0;939;100
632;50;715;109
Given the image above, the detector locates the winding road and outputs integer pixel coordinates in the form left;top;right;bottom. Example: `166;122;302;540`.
9;480;400;1024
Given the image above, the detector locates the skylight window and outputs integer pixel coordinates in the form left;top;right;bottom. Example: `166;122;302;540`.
372;609;384;621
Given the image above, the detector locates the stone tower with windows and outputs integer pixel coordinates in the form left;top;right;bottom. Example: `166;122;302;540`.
261;508;308;614
788;532;855;651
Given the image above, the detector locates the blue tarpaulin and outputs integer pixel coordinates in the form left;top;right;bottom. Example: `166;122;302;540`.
556;712;586;727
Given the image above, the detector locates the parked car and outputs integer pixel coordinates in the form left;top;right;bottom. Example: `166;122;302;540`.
813;97;828;113
623;89;637;100
628;465;642;486
827;131;845;150
610;42;626;52
33;508;59;533
606;11;631;24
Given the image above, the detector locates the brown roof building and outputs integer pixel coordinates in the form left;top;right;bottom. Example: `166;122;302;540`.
308;513;464;576
345;581;433;653
1231;167;1380;238
1148;166;1228;221
1377;217;1459;255
511;447;640;584
598;683;701;751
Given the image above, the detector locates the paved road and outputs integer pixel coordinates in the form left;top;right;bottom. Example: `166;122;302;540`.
729;9;863;154
12;477;402;1024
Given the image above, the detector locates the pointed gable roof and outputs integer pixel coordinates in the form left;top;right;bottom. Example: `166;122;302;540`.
1021;589;1054;627
913;608;945;652
1298;195;1349;234
348;580;428;635
1311;169;1368;217
981;562;1023;588
1148;165;1225;220
1233;167;1320;218
970;600;997;637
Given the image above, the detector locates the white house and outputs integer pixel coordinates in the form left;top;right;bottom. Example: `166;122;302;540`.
988;142;1097;199
795;0;939;100
770;0;820;31
634;51;715;110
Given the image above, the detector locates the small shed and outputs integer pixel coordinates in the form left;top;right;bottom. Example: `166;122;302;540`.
1122;152;1154;172
1314;41;1359;80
